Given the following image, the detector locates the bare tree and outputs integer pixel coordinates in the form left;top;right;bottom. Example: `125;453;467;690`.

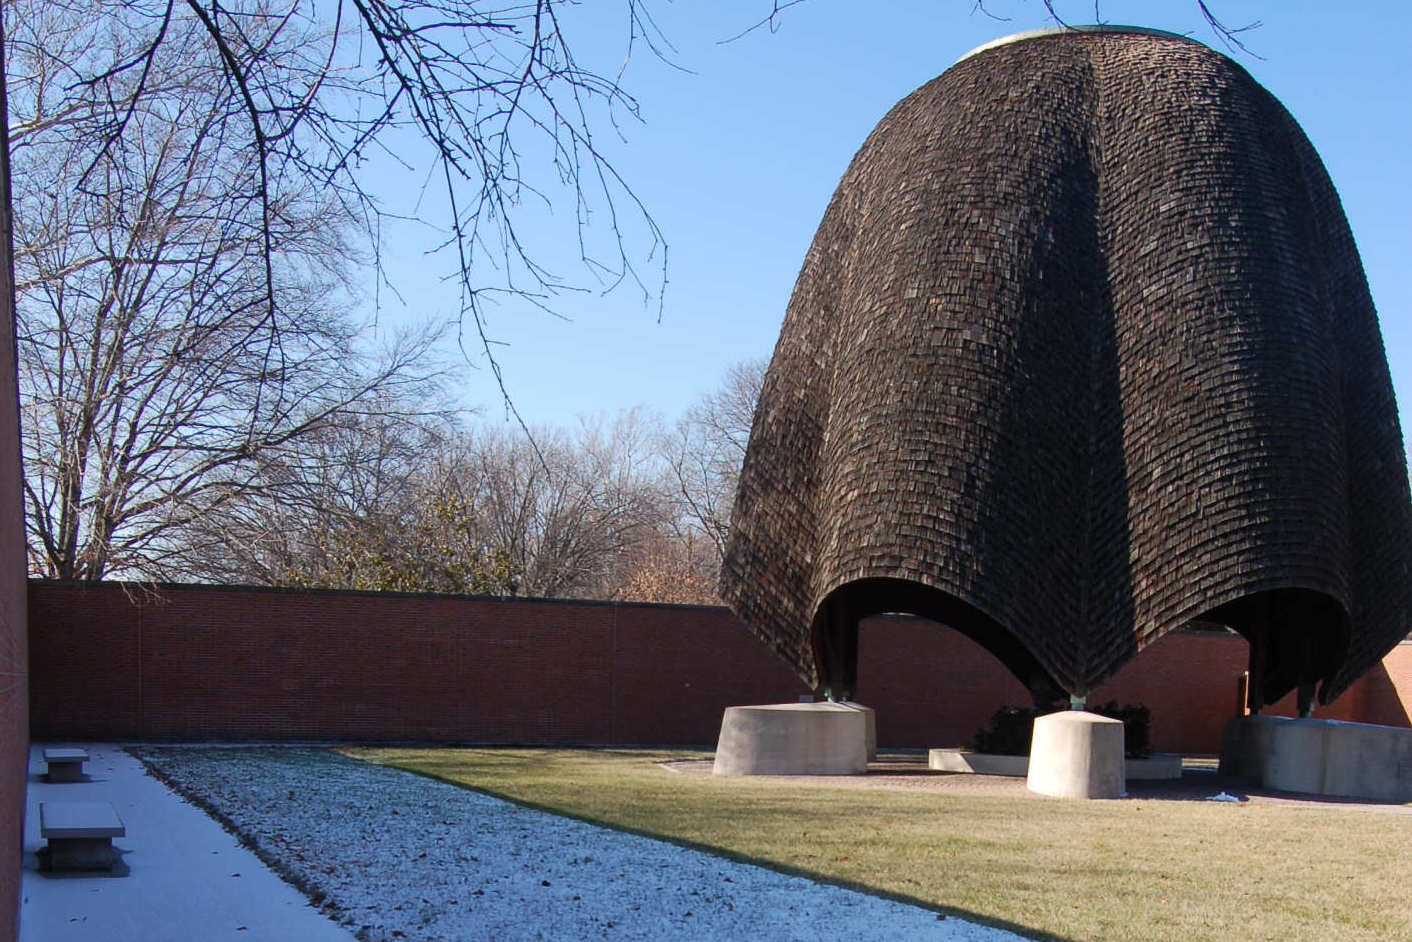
464;410;669;599
665;358;765;569
614;526;718;605
19;0;672;419
225;409;672;599
9;1;450;579
183;396;465;587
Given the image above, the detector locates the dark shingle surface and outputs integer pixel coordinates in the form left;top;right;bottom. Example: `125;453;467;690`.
719;29;1410;703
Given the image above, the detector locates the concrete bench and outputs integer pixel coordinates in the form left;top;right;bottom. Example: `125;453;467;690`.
39;801;125;872
42;748;89;783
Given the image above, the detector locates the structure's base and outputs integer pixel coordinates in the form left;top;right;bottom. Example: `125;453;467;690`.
712;702;871;775
1220;716;1412;802
1026;711;1126;799
930;749;1180;780
40;838;117;872
43;747;89;783
929;750;1029;776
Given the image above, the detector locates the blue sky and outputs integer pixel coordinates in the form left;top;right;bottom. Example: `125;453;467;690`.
366;1;1412;433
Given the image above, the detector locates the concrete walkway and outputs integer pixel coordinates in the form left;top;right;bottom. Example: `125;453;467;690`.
20;744;355;942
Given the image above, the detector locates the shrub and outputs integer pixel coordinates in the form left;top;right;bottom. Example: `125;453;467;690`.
970;706;1044;756
1091;701;1151;759
970;702;1151;758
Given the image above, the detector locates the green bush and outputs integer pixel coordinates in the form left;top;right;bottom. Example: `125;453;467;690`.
970;702;1151;758
1091;700;1151;759
969;706;1043;756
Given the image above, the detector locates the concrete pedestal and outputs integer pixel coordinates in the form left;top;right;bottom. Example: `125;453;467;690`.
1221;715;1412;802
39;801;125;872
712;702;871;775
929;750;1029;776
1218;714;1282;779
1026;710;1126;799
855;703;878;761
43;748;89;783
43;837;118;872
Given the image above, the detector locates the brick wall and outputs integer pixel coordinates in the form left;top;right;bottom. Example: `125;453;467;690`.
0;128;28;938
28;583;803;745
29;582;1412;756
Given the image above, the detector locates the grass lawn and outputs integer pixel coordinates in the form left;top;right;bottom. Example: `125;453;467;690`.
346;747;1412;942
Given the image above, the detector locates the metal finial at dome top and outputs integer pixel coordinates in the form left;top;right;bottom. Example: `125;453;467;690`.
954;25;1204;65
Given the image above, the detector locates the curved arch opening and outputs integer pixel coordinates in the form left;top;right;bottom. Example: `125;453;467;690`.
1199;588;1351;714
810;578;1065;706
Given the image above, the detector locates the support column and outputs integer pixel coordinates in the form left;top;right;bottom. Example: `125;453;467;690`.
713;702;869;776
1026;710;1125;799
812;594;858;702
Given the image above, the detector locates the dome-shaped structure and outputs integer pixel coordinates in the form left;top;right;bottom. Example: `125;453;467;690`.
719;28;1411;711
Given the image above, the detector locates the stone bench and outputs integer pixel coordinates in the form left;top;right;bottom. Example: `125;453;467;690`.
39;801;125;872
42;748;89;783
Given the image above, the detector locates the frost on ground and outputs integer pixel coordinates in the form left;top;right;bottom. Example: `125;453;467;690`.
133;747;1032;942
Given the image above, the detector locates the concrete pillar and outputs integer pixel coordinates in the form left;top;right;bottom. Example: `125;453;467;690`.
1218;714;1283;779
1026;710;1125;799
1261;718;1412;802
1262;718;1330;795
1220;715;1412;802
1320;721;1412;802
712;702;870;775
834;701;877;760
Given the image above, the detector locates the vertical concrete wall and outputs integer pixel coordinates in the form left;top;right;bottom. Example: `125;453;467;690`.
28;582;1411;756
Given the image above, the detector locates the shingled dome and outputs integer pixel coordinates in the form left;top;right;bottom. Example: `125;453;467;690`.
719;27;1411;711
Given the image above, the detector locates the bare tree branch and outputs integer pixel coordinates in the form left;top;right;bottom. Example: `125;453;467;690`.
9;0;456;579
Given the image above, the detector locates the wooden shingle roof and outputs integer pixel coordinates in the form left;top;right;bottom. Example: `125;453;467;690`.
719;29;1411;705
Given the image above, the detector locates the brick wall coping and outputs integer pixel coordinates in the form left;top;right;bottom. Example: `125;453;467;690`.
26;578;730;614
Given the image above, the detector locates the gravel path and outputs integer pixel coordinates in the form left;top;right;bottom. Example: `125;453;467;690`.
134;747;1031;942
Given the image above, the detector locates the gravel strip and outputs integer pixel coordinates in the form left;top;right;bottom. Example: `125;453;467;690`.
133;747;1031;942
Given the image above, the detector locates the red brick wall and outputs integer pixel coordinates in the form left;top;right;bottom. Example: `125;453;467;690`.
28;582;1412;756
1357;642;1412;729
860;619;1409;754
0;84;28;936
28;583;803;745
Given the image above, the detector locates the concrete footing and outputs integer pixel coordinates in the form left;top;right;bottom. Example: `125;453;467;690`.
929;750;1029;776
1218;714;1282;779
42;837;118;872
712;702;871;775
930;748;1180;780
1220;715;1412;802
1026;710;1126;799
